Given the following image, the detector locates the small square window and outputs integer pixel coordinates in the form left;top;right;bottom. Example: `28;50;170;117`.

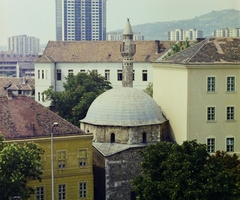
226;138;234;152
207;77;215;92
68;69;73;75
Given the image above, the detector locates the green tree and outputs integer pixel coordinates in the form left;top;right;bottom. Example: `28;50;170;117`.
43;71;112;126
132;141;240;200
0;135;44;199
143;82;153;97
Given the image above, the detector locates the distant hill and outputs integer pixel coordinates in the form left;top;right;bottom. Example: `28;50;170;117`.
109;9;240;40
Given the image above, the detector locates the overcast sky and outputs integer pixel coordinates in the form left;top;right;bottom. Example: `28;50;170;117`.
0;0;240;46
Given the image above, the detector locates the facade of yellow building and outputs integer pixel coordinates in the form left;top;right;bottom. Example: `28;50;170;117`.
0;95;94;200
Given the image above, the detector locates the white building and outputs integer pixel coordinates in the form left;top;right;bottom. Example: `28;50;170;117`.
107;32;144;41
152;37;240;154
168;28;203;41
56;0;107;41
34;40;173;106
213;27;240;37
8;35;40;55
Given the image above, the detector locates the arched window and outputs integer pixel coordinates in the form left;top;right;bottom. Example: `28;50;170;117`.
142;132;147;143
111;133;115;143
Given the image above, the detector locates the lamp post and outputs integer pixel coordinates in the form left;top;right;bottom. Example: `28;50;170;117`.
51;122;58;200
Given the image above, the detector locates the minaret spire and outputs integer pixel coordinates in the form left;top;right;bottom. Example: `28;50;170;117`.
120;19;136;87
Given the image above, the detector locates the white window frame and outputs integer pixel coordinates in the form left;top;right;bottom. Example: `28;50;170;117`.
226;137;234;152
57;150;67;169
36;186;44;200
57;69;62;81
207;106;216;122
226;106;235;121
207;138;215;153
117;70;122;81
207;76;216;92
58;184;66;200
68;69;73;75
79;182;87;198
105;70;110;81
227;76;236;92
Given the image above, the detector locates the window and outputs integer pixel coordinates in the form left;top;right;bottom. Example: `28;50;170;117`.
68;69;73;75
92;69;98;74
133;70;135;81
207;138;215;153
42;70;44;79
57;151;66;169
105;70;110;80
58;184;66;200
38;70;40;79
57;70;61;81
79;149;87;167
41;93;44;101
227;76;235;92
226;138;234;152
142;132;147;143
79;182;87;198
36;187;44;200
142;70;147;81
80;69;85;73
226;106;235;121
117;70;122;81
111;133;115;143
38;92;40;101
207;77;215;92
207;107;215;121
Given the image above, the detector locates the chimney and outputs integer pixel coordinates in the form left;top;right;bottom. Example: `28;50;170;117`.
155;40;160;54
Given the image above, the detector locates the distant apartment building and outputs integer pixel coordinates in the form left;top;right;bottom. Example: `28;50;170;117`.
107;32;144;41
213;27;240;37
56;0;106;41
8;35;40;55
0;53;36;77
168;28;203;41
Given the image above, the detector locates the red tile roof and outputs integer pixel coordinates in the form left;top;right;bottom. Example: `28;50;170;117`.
36;40;174;63
0;95;85;140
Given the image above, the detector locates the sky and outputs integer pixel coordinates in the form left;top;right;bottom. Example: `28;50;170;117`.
0;0;240;46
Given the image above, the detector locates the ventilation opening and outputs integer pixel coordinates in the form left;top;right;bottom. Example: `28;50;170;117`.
142;132;147;143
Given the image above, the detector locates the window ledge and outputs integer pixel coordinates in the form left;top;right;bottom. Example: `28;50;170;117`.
206;91;217;94
206;120;217;123
225;120;236;123
226;91;236;94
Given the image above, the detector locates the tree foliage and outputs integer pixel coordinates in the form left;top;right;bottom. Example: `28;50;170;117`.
143;82;153;97
166;37;191;58
132;140;240;200
0;135;44;199
43;71;112;126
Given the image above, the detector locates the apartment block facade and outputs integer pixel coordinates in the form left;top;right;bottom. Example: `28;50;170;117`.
56;0;106;41
107;32;144;41
8;35;40;55
168;28;203;41
153;37;240;154
213;27;240;37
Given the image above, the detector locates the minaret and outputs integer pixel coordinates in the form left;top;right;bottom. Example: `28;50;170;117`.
120;19;136;87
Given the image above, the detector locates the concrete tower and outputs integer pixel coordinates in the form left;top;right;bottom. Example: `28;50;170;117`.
120;19;136;87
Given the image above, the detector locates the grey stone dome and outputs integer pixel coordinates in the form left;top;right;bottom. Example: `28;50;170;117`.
81;87;163;126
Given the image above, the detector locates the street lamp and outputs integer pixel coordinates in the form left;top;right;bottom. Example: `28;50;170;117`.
51;122;58;200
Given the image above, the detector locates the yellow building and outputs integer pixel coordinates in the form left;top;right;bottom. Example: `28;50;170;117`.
0;95;94;200
152;37;240;154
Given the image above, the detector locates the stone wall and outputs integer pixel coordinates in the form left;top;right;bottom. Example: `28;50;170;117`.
105;146;146;200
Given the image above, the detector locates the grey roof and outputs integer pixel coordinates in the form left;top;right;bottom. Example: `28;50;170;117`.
158;37;240;64
123;19;133;35
81;87;166;126
93;142;149;157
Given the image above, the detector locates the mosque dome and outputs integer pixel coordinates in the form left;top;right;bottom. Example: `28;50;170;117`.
81;87;163;126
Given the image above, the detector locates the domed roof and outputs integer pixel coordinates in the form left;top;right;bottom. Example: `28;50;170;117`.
81;87;164;126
